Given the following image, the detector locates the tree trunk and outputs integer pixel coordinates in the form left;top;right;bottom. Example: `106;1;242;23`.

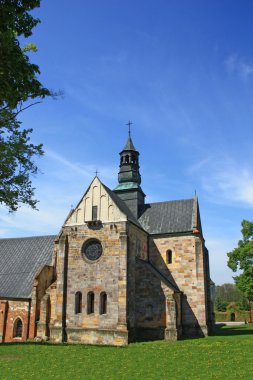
249;300;252;323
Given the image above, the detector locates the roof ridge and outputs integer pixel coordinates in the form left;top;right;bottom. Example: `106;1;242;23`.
145;198;194;206
0;235;56;241
102;182;143;229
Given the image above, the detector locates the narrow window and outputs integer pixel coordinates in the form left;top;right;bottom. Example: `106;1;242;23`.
92;206;98;221
146;304;153;321
100;292;107;315
87;291;95;314
13;318;23;338
125;155;129;164
166;249;172;264
75;292;82;314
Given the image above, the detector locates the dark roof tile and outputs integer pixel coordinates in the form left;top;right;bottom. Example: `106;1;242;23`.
0;235;55;299
138;199;194;235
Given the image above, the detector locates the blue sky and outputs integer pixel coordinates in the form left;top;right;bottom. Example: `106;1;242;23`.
1;0;253;284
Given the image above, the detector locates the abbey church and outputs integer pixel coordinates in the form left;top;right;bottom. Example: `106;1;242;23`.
0;133;214;345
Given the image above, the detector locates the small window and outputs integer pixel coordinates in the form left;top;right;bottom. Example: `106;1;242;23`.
75;291;82;314
146;304;153;321
13;318;23;338
87;291;95;314
166;249;172;264
131;155;136;164
92;206;98;221
125;155;129;164
100;292;107;315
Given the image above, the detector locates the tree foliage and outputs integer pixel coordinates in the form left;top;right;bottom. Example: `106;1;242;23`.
215;283;244;303
227;220;253;321
0;0;50;211
215;296;228;312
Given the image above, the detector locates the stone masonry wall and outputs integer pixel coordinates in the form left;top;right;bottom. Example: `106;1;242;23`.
50;221;129;346
135;261;167;329
127;224;148;339
149;234;208;337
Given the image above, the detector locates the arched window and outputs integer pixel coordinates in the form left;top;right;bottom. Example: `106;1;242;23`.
100;292;107;315
87;291;94;314
13;318;23;338
131;155;136;164
125;155;129;164
75;292;82;314
166;249;172;264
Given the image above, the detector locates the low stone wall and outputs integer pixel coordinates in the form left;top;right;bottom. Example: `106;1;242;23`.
215;311;251;322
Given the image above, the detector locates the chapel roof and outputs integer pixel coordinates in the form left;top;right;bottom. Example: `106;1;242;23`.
0;235;55;299
138;198;196;235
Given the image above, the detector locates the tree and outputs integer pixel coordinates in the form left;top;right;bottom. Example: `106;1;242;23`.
0;0;50;211
215;283;244;304
227;220;253;322
215;296;228;312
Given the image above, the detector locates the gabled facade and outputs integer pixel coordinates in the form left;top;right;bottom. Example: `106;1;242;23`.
0;134;214;345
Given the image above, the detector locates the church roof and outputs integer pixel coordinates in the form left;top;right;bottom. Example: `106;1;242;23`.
0;235;55;299
102;183;143;229
138;199;195;235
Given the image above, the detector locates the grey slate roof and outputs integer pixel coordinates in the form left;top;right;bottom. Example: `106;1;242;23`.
103;183;143;229
0;235;55;299
138;199;194;235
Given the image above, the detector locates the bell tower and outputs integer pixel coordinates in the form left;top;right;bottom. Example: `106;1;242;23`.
114;124;145;218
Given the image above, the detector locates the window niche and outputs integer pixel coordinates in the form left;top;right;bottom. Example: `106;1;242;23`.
166;249;173;264
75;291;82;314
92;205;98;221
99;292;107;315
87;291;95;314
13;318;23;338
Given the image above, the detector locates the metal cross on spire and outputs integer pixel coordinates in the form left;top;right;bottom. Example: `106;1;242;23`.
94;169;99;177
126;120;133;136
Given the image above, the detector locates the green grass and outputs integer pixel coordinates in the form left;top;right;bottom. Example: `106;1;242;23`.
0;324;253;380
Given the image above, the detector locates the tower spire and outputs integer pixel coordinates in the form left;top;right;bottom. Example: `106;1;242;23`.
114;126;145;218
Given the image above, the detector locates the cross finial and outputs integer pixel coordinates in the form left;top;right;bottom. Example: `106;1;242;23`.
126;120;133;136
95;169;99;177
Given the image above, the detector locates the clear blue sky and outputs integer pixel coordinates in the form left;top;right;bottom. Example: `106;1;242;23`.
1;0;253;285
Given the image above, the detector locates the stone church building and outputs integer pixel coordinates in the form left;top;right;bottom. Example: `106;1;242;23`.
0;133;213;345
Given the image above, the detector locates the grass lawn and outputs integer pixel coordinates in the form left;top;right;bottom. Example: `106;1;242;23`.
0;324;253;380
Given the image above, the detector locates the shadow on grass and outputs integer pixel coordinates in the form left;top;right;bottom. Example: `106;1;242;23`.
212;324;253;336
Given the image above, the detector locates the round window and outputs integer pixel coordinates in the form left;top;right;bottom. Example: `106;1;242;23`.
82;239;103;261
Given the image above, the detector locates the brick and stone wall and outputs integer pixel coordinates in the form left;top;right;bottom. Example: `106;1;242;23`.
0;299;30;342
